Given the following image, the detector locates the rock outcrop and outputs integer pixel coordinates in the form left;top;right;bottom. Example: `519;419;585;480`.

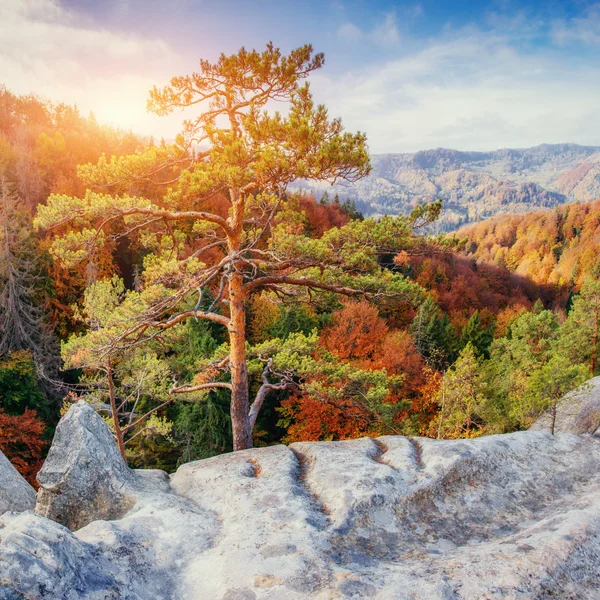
0;447;35;514
1;402;600;599
35;400;139;530
530;375;600;436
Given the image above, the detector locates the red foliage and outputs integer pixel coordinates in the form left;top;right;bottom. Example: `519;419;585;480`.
371;331;425;396
404;252;539;328
299;195;350;237
0;408;46;485
282;303;436;443
321;300;389;360
280;393;376;442
414;367;443;434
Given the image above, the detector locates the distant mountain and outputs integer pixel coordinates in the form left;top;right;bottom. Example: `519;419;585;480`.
296;143;600;231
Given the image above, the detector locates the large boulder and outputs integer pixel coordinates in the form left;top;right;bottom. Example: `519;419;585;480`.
35;400;138;530
530;375;600;435
0;448;35;514
1;401;600;599
0;511;122;600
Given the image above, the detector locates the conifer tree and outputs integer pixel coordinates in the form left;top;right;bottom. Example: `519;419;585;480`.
558;276;600;375
459;310;493;358
434;344;487;438
410;296;457;369
525;354;588;434
36;43;442;450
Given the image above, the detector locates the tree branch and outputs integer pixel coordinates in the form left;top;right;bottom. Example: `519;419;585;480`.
170;381;233;394
248;358;297;429
244;275;369;297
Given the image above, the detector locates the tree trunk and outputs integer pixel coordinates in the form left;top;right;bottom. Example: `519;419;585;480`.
107;362;127;460
436;372;445;440
228;271;252;450
550;399;557;435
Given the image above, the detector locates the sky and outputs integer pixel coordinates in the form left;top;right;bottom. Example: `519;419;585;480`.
2;0;600;153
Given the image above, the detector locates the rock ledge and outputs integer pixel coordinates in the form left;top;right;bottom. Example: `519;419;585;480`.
0;402;599;599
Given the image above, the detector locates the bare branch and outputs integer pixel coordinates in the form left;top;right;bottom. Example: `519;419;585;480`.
248;358;297;429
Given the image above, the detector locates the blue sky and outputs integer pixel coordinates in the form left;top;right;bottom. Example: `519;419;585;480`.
2;0;600;152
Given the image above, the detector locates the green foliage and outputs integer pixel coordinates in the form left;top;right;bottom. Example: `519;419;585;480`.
170;316;225;381
522;354;588;430
264;304;319;340
459;311;494;358
174;392;232;463
0;350;47;417
435;344;489;439
341;198;363;221
557;276;600;375
251;330;407;433
410;296;458;368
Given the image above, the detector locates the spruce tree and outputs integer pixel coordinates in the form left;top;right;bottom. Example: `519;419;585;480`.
460;310;493;358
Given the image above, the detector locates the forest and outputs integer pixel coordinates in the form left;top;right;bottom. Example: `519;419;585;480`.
1;45;599;484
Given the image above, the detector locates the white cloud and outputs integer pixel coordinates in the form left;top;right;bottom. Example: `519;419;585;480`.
3;0;599;156
552;6;600;46
0;0;185;137
312;24;600;152
336;11;401;47
372;11;400;47
337;22;362;41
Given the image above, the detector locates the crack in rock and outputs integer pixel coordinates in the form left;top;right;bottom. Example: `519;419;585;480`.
289;447;332;526
408;437;425;471
370;438;398;471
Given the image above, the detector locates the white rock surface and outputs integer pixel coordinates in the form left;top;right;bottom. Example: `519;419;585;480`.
1;403;600;599
530;375;600;435
35;400;140;530
0;448;35;515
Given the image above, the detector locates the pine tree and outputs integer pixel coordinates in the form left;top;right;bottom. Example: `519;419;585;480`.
525;354;588;433
434;344;487;439
410;296;457;369
460;310;493;358
37;44;442;451
558;277;600;376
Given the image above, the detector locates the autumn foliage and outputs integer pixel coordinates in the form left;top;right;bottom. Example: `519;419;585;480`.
4;76;600;469
401;252;540;329
460;199;600;305
0;408;46;485
280;301;433;442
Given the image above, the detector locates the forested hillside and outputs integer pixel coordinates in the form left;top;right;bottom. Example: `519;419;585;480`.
460;199;600;306
1;53;599;485
298;144;600;231
0;86;148;480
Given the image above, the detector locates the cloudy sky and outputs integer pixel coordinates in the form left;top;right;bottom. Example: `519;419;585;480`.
2;0;600;153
